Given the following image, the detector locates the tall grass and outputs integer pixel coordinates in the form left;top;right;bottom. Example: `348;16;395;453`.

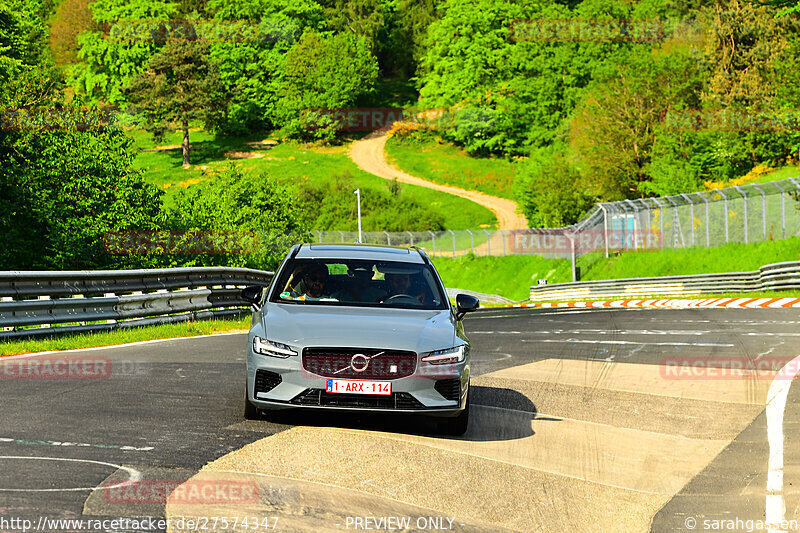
432;237;800;300
385;137;518;200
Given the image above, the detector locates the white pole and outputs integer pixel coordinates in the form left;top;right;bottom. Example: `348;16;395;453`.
354;189;363;244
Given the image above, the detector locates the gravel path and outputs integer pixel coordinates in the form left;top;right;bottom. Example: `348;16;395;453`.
348;131;528;231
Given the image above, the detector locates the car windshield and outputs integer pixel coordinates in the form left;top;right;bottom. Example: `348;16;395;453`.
270;259;447;310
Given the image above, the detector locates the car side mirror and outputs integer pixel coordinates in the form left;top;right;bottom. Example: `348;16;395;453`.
455;293;479;321
241;285;263;311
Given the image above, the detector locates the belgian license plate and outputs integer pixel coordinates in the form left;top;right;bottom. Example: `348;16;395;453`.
326;379;391;395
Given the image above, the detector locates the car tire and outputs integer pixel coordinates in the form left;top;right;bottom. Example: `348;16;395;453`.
244;388;261;420
440;394;469;436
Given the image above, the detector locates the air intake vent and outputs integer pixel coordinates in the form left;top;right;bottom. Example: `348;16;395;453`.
254;370;282;395
434;378;461;402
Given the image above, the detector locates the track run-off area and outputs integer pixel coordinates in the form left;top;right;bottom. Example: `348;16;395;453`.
1;307;800;532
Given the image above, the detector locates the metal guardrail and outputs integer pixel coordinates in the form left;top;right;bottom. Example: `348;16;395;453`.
0;267;274;339
529;261;800;301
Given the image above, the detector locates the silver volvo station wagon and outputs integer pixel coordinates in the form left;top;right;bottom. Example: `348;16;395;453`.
240;243;480;435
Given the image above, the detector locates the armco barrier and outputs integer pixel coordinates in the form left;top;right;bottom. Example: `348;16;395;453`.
529;261;800;301
0;267;274;339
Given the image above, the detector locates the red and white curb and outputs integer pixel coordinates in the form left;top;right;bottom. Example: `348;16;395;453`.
508;297;800;309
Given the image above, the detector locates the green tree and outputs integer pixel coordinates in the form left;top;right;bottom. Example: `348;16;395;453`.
295;174;446;231
568;43;706;200
49;0;95;68
320;0;387;53
396;0;441;70
0;2;23;98
416;0;643;155
205;0;325;133
0;115;166;270
276;30;378;139
1;0;167;270
70;0;177;104
171;166;309;270
514;145;595;227
126;38;224;167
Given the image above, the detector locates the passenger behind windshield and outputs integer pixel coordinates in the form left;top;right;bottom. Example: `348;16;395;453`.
290;263;330;301
331;265;386;303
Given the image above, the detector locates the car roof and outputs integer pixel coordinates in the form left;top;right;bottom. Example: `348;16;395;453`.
294;244;426;264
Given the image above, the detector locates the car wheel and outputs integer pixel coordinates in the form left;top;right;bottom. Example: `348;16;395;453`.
439;395;469;436
244;388;261;420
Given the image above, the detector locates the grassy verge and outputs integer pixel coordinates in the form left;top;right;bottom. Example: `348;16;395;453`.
432;237;800;300
578;237;800;281
130;129;497;230
525;290;800;304
433;255;573;301
754;165;800;184
384;136;519;200
0;316;250;357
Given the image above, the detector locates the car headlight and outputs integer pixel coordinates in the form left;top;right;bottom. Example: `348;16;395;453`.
421;345;467;365
253;337;297;358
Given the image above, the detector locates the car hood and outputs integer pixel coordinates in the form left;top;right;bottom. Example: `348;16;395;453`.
263;304;456;354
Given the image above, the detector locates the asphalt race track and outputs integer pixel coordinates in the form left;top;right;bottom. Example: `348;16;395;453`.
1;307;799;532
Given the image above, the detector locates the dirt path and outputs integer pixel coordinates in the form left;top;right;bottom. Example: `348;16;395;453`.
349;131;528;230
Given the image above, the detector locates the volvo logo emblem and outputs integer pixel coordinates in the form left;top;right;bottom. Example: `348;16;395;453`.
350;354;370;373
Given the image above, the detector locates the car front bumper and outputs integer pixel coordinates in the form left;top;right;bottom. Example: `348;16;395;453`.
246;350;469;417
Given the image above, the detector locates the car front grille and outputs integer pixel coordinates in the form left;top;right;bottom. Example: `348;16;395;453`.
254;370;282;395
434;378;462;402
290;389;426;410
302;348;417;379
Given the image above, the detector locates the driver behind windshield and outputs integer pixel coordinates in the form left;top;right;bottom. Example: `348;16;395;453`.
383;272;429;305
332;265;386;303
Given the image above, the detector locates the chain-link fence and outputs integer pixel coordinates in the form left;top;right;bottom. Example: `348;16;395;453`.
313;178;800;277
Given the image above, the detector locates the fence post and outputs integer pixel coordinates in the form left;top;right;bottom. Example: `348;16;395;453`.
406;231;414;247
665;196;684;248
567;233;577;282
428;231;436;257
719;190;730;243
695;193;710;247
753;184;767;240
384;231;390;245
791;178;800;236
653;198;665;248
681;194;695;247
316;230;322;243
466;230;474;254
774;182;786;239
624;200;639;249
734;186;748;244
599;204;609;258
499;230;506;255
636;199;651;248
338;231;345;243
448;230;455;257
483;229;491;256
